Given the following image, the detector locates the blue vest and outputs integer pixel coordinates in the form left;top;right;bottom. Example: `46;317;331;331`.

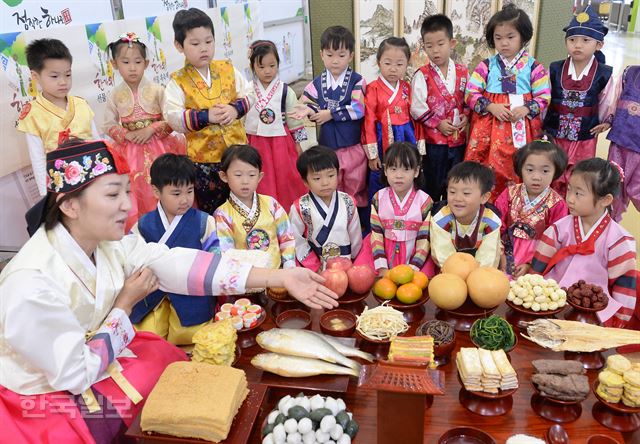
130;208;216;326
314;69;363;149
607;66;640;153
544;58;612;141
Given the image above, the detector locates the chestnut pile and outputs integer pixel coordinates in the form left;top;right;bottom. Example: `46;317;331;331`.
564;280;608;310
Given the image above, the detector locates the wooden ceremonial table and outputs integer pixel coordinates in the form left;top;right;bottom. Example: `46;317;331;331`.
129;292;638;443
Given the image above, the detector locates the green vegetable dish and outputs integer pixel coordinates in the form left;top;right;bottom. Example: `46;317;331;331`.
470;315;515;351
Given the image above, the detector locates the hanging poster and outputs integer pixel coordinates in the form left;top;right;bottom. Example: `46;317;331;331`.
120;0;209;19
400;0;444;78
355;0;398;83
1;0;113;33
446;0;498;68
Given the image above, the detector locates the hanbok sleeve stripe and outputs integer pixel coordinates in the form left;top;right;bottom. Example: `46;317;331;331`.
87;333;114;375
187;251;218;295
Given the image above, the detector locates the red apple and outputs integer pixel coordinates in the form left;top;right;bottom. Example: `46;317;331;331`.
320;268;349;298
326;257;353;272
346;265;376;294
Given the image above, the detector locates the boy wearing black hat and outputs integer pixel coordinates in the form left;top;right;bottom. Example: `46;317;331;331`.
543;5;616;197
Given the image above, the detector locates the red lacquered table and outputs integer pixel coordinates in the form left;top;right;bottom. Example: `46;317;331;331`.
128;291;637;443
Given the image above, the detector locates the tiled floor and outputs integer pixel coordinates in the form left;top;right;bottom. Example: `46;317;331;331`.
600;30;640;257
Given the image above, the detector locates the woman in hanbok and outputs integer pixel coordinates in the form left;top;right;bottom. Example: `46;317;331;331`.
102;32;185;230
0;139;337;443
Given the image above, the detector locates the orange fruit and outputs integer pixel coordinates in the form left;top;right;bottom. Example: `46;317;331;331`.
373;278;397;300
396;283;423;304
388;264;414;285
412;271;429;289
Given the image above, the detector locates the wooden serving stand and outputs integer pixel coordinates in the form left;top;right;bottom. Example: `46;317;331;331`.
358;361;445;444
435;299;498;332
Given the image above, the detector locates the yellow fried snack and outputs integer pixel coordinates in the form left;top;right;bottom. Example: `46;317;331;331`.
606;354;632;375
192;319;237;366
598;370;625;388
597;383;622;403
623;370;640;388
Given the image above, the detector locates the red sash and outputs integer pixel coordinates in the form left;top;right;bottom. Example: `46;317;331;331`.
543;214;609;275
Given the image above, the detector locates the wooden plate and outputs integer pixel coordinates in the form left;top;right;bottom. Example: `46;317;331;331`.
593;380;640;414
438;426;497;444
125;382;268;443
337;289;369;305
505;299;564;317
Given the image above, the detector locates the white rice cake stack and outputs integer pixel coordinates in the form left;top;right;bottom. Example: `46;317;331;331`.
141;361;248;442
457;347;483;391
479;348;501;393
492;349;519;390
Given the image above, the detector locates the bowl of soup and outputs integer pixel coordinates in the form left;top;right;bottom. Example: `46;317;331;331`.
275;309;312;330
320;309;357;337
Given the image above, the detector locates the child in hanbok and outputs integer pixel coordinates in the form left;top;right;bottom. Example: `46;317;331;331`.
465;4;551;200
607;65;640;221
130;154;218;345
430;161;502;268
363;37;422;202
411;14;470;202
544;6;616;197
531;158;637;328
291;26;368;221
356;142;433;276
215;145;296;269
244;40;307;210
102;32;185;230
289;146;363;272
495;138;568;277
17;39;100;196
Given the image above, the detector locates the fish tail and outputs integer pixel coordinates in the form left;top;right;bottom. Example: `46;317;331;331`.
355;350;375;362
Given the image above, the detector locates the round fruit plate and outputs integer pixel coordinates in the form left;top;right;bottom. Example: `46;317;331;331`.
457;374;517;416
337;289;369;305
530;382;584;423
436;299;498;332
373;288;429;322
505;299;564;329
592;380;640;432
565;298;607;325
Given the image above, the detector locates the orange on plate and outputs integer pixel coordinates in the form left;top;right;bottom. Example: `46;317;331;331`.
412;271;429;290
373;277;397;300
396;283;423;304
388;264;414;285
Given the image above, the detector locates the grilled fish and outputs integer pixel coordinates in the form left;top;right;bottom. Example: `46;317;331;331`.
252;353;360;377
256;328;360;370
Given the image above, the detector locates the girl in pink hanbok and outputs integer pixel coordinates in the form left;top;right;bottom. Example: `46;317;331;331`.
531;158;637;328
356;142;434;276
495;137;568;277
102;32;185;230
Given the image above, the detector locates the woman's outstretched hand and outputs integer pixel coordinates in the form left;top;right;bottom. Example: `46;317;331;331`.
281;267;339;310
